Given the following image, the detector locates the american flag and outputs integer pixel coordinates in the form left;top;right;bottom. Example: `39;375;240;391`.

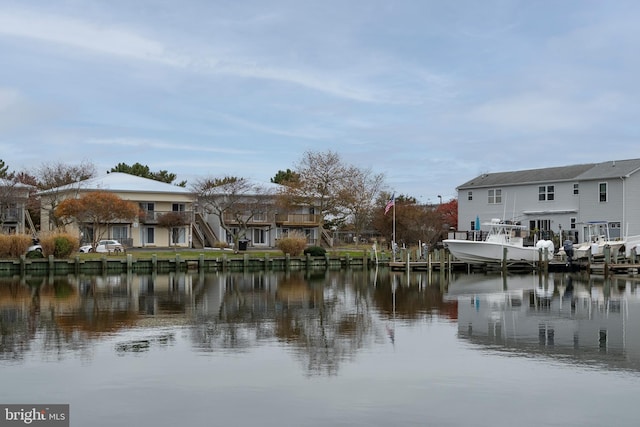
384;193;395;215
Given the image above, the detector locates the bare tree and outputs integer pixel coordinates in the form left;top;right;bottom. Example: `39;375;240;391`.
280;150;359;226
340;168;385;243
35;161;96;230
191;176;273;252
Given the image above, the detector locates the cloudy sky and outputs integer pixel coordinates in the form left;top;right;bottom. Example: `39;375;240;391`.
1;0;639;203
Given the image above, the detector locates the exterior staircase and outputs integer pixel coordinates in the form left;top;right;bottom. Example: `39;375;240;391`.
25;209;37;239
192;212;218;248
321;228;334;248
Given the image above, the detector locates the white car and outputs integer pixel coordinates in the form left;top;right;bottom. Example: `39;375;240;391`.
28;244;42;253
27;240;43;253
79;239;124;253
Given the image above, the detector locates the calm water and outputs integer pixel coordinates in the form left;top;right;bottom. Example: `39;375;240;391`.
1;269;639;426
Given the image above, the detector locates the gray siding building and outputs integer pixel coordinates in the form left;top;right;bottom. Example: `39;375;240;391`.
456;158;640;242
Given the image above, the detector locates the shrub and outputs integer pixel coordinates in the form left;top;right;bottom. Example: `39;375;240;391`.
276;232;307;256
53;237;75;258
40;232;79;259
303;246;326;256
25;249;45;259
213;241;229;249
0;234;32;258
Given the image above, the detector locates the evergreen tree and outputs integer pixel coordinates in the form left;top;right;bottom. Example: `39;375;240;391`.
110;162;186;187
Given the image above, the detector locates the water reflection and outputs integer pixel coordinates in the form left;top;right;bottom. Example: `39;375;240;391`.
445;272;640;373
2;270;640;375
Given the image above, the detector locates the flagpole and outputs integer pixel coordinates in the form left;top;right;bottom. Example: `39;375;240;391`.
392;197;396;260
385;192;396;260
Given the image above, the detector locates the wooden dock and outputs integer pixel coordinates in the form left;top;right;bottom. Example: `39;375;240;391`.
388;260;468;272
589;263;640;275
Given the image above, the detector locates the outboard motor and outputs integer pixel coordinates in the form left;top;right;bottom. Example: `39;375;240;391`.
563;240;574;267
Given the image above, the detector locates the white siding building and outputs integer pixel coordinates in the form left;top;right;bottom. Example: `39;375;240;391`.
456;158;640;243
38;173;195;248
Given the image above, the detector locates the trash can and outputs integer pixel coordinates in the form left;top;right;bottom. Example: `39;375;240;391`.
238;239;250;251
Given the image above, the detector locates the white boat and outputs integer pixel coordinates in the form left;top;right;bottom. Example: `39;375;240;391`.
443;219;553;264
561;221;628;259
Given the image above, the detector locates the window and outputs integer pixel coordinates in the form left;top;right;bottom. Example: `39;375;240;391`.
538;185;554;201
172;203;185;212
599;182;608;202
609;222;621;239
530;219;552;239
140;202;155;220
573;183;579;195
171;227;186;244
570;217;576;230
112;226;128;240
304;228;317;242
254;212;266;222
488;189;502;204
226;228;239;244
253;228;266;244
145;227;155;244
470;221;475;231
275;228;289;239
467;191;473;201
80;226;94;244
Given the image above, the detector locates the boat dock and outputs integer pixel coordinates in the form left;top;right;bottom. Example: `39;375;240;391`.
388;260;468;271
589;262;640;275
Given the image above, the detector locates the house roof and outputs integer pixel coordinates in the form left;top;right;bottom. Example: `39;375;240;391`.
37;172;193;195
457;158;640;190
573;158;640;180
0;179;32;189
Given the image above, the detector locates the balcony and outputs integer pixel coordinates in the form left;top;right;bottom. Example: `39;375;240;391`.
0;208;21;223
223;213;272;225
140;210;193;224
275;214;321;226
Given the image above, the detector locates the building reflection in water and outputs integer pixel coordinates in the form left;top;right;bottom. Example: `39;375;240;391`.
2;270;640;374
445;273;640;372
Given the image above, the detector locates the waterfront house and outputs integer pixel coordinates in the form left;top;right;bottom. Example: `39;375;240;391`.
38;172;196;248
198;180;328;248
455;158;640;243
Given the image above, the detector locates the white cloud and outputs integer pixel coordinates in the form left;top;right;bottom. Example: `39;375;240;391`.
2;1;639;201
467;91;624;132
0;6;452;105
0;8;184;66
85;137;257;155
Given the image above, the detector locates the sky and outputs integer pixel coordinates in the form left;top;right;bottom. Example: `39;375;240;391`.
1;0;639;204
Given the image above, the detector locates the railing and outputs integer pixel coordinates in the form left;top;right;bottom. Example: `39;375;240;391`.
0;208;21;222
193;212;218;247
321;228;333;247
222;213;272;224
140;210;193;223
275;214;321;225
